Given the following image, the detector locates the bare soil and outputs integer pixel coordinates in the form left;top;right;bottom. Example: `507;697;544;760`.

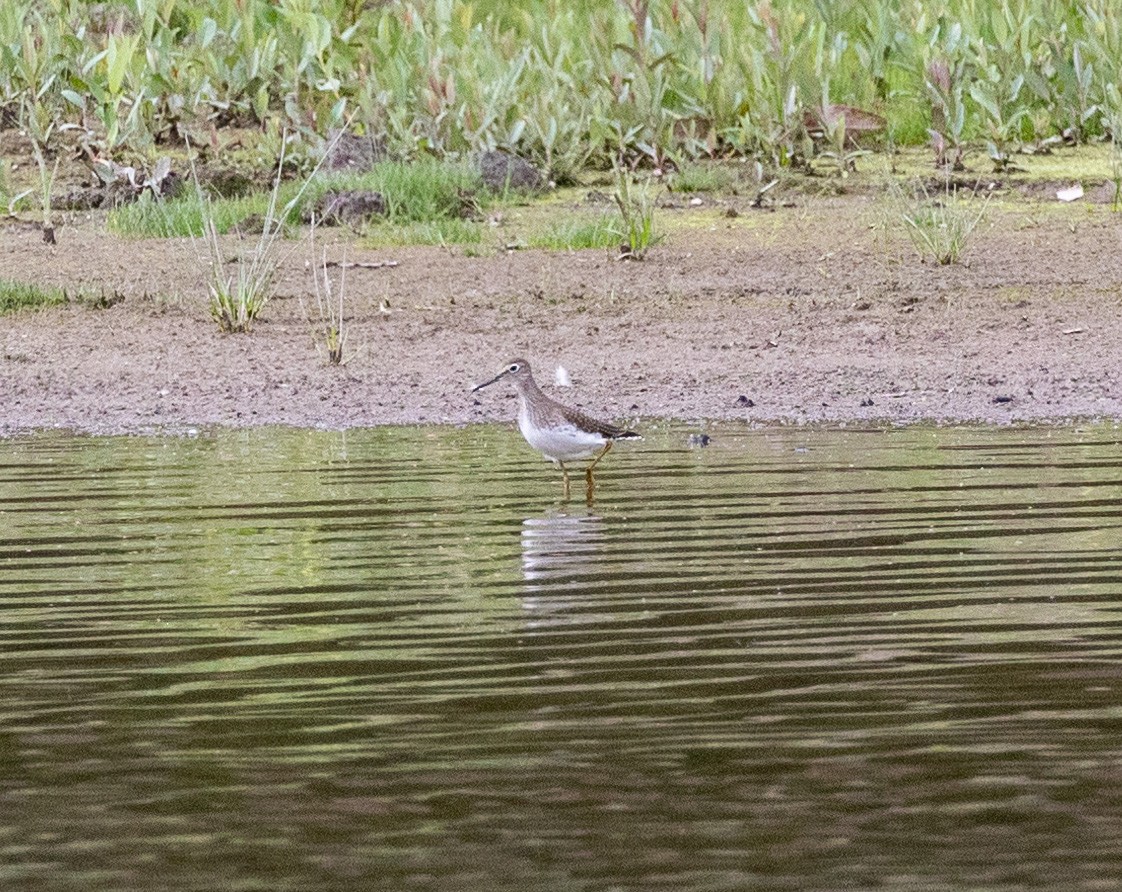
1;192;1121;435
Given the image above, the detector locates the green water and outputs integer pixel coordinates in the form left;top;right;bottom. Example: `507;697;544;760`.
1;424;1120;890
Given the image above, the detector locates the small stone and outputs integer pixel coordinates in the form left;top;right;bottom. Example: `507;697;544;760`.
479;150;545;192
305;190;387;226
324;131;387;172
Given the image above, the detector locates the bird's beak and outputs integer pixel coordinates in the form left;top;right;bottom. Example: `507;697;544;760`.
472;370;507;393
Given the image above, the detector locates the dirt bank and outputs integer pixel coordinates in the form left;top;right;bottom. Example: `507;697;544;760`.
1;193;1120;435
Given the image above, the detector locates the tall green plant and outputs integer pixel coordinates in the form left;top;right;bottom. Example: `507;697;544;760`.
612;166;660;259
10;0;1122;174
196;133;328;333
1105;84;1122;211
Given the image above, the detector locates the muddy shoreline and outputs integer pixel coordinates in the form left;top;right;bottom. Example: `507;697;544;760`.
1;195;1121;436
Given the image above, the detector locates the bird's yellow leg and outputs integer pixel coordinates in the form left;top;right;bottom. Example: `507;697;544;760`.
584;440;613;503
560;462;570;500
584;440;614;483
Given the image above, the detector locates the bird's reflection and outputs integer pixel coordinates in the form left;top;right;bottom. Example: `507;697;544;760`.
520;508;604;623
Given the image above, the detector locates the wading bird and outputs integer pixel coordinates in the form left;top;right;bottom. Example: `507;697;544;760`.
473;358;640;499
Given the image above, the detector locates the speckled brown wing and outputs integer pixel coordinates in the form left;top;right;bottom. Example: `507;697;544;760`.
558;403;641;440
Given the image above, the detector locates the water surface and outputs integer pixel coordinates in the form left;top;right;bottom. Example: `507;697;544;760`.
1;424;1121;890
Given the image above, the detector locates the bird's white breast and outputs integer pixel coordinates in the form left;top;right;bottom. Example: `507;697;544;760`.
518;404;605;462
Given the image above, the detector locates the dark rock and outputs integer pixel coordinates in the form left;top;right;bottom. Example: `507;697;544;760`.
236;214;267;234
479;150;544;192
198;167;258;199
325;131;387;172
305;190;387;227
56;189;106;211
57;165;182;212
102;179;139;208
155;169;184;199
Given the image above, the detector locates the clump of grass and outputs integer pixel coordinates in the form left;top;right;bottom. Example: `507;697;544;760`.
524;215;619;250
0;278;68;314
361;218;486;248
113;158;492;246
202;212;279;333
612;168;661;259
894;179;989;265
333;159;493;245
109;191;276;238
354;159;482;222
197;157;288;333
197;139;291;334
1107;89;1122;212
21;98;60;244
670;162;739;194
0;158;33;215
197;131;334;333
1112;144;1122;213
300;226;349;365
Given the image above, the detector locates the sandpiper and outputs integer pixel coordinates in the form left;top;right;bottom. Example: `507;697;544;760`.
473;358;640;497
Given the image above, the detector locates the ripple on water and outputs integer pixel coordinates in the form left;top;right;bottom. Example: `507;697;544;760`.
0;424;1121;890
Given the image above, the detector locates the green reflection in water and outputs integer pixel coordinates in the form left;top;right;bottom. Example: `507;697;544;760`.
0;423;1121;891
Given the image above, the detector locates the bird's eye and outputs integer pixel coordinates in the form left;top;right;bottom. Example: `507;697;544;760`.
508;363;520;372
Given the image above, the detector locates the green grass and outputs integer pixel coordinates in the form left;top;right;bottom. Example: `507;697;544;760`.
891;180;990;265
669;163;741;194
522;216;619;250
0;158;33;214
110;160;631;251
109;192;274;238
0;279;68;314
347;159;484;222
613;170;661;259
883;67;930;146
9;0;1122;180
362;218;487;247
110;159;492;240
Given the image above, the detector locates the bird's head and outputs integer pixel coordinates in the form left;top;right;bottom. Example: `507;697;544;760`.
472;358;532;392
